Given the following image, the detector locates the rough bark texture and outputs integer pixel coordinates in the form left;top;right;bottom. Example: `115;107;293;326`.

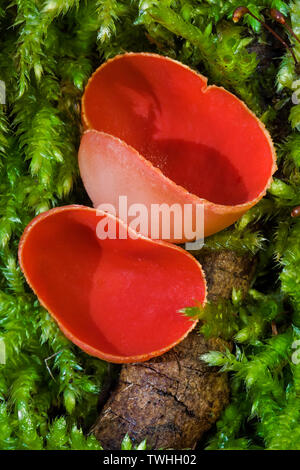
92;250;255;450
197;249;256;302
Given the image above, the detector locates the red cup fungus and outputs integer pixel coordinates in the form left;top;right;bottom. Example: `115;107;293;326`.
18;206;206;363
19;53;277;363
80;52;276;243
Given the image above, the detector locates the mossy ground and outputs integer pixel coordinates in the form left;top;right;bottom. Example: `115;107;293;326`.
1;0;300;450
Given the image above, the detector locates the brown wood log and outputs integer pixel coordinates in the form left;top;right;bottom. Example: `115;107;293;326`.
92;250;255;450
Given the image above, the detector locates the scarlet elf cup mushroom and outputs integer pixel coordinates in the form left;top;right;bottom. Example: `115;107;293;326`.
19;53;276;363
80;53;276;244
18;206;206;363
